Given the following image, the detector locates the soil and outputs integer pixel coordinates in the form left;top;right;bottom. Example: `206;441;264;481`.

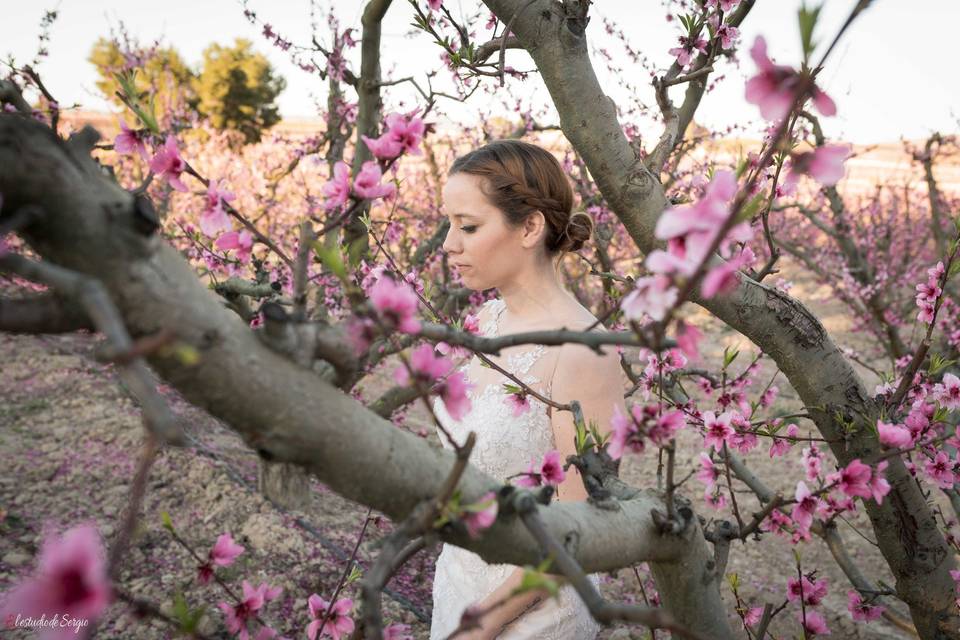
0;262;930;639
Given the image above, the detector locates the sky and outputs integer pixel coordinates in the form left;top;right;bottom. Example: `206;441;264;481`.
3;0;958;144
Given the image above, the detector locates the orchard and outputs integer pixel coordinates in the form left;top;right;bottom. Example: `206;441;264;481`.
1;1;959;639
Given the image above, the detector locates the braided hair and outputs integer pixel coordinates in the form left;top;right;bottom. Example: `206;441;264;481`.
449;140;593;254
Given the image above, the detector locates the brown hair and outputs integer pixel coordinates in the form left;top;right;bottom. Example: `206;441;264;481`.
449;139;592;254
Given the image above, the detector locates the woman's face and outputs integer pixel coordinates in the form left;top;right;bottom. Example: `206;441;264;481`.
441;173;540;291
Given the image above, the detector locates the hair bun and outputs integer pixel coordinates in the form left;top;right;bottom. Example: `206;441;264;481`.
559;210;593;252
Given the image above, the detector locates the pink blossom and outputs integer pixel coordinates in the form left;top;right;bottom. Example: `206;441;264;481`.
702;411;735;451
934;373;960;410
361;111;426;159
219;581;282;638
742;606;762;627
651;410;685;444
216;230;254;263
847;589;884;622
791;481;820;534
200;179;236;237
769;423;799;457
322;161;352;210
540;450;566;485
353;161;396;200
369;276;421;334
427;0;442;11
394;344;449;386
745;36;835;122
798;609;831;636
925;451;955;489
706;0;740;10
198;533;245;584
515;458;543;488
705;489;727;510
669;35;708;67
0;525;111;637
505;391;531;416
675;321;703;360
307;594;354;640
383;623;414;640
114;120;149;161
149;135;189;192
789;145;850;187
877;419;913;449
702;251;749;298
787;575;828;606
826;458;872;500
697;453;721;491
621;275;677;322
462;491;498;538
608;404;642;460
438;370;471;420
802;444;822;480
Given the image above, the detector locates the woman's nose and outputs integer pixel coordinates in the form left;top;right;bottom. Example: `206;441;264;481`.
442;225;459;254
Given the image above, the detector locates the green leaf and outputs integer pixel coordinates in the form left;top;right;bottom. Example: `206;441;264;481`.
161;511;174;533
736;191;768;223
726;572;740;591
515;563;560;600
929;353;956;376
722;345;740;369
933;404;950;424
948;259;960;280
346;564;363;584
503;384;522;394
797;3;822;59
313;241;347;281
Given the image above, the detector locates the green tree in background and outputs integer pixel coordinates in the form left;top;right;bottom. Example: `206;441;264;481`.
89;37;285;144
193;39;286;144
88;37;196;118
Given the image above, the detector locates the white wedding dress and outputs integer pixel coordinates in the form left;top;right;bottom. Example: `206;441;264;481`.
430;298;602;640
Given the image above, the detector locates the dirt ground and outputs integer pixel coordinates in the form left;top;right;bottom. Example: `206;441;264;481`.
0;261;931;639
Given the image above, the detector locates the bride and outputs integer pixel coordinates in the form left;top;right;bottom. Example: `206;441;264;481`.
429;140;627;639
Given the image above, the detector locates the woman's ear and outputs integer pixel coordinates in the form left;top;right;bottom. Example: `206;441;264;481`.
520;211;547;249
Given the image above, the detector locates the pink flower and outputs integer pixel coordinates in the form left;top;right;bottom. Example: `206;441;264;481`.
540;450;566;485
114;120;149;161
505;391;531;416
439;371;472;420
798;610;831;635
427;0;443;11
307;594;354;640
353;161;396;200
395;344;450;386
847;589;884;622
925;451;955;489
0;525;111;637
702;252;748;298
745;36;836;122
218;581;282;638
369;276;421;334
702;411;735;451
608;404;643;460
934;373;960;410
787;576;828;606
697;453;721;491
877;419;913;449
870;460;890;504
462;491;498;538
706;0;740;10
200;179;236;237
669;35;708;68
322;161;351;210
216;230;254;264
742;606;763;628
149;135;189;192
802;444;822;480
769;423;799;457
789;145;850;187
791;481;820;535
675;321;702;360
198;533;245;584
826;458;872;500
621;275;678;322
383;623;414;640
361;111;426;159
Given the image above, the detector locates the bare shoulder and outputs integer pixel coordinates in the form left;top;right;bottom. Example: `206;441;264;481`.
552;315;623;390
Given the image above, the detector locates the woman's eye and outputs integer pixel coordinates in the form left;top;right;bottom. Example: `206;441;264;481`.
461;225;477;234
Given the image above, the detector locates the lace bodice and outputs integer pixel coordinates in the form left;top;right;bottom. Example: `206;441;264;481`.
433;298;556;481
430;298;602;640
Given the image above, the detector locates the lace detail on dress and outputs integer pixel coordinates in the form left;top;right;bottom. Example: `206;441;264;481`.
430;298;601;640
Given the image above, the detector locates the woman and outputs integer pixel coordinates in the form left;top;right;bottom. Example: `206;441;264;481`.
430;140;627;639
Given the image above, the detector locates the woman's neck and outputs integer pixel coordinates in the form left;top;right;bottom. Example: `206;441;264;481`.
497;257;574;325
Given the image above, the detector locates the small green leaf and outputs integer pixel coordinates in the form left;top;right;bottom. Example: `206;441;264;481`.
515;563;560;600
929;353;955;376
722;345;740;369
726;572;740;591
313;241;347;281
797;3;823;59
161;511;174;533
346;564;363;584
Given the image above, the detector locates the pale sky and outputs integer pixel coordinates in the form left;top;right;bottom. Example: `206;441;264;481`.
3;0;958;144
